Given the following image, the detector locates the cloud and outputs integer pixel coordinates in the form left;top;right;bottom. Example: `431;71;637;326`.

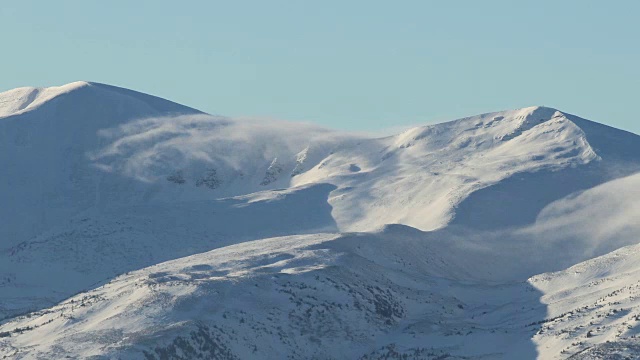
89;113;362;183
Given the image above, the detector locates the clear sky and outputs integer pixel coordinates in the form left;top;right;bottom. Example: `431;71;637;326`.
1;1;639;134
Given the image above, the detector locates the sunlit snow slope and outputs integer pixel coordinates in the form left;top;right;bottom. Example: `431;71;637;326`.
1;82;640;359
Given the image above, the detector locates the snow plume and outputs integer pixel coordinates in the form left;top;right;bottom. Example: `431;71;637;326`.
523;171;640;260
89;114;355;183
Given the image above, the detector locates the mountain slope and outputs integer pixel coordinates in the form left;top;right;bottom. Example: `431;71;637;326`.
1;82;640;359
3;173;640;359
3;189;640;359
0;229;547;359
0;82;203;249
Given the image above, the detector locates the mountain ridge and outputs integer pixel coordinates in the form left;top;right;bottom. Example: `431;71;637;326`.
4;81;638;142
0;81;203;119
1;82;640;359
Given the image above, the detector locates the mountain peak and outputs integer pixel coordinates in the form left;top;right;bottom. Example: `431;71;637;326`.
520;105;558;112
2;82;640;359
0;81;202;120
0;81;91;118
59;80;92;89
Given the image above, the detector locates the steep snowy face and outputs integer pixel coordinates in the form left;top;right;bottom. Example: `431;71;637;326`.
83;104;618;233
309;106;604;231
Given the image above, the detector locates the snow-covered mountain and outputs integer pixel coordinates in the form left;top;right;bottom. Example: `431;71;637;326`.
1;82;640;359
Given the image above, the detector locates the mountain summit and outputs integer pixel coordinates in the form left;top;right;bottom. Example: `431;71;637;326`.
0;81;201;119
1;82;640;359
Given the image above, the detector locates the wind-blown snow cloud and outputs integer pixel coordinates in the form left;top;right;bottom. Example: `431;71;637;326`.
89;114;358;183
524;172;640;259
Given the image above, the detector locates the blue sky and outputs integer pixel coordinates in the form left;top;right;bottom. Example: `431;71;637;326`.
1;1;639;134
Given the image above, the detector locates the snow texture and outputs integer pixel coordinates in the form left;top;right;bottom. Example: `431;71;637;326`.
1;82;640;359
